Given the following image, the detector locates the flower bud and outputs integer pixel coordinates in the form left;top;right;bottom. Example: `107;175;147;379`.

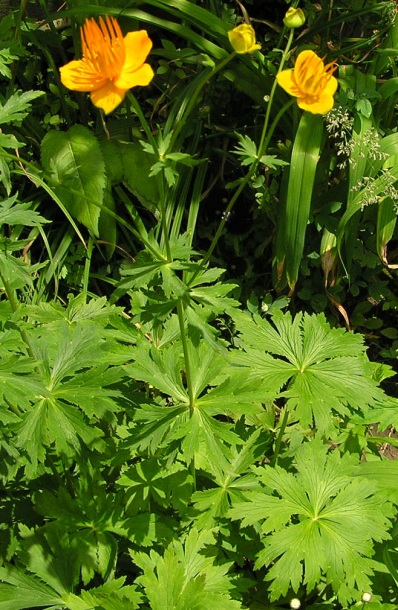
228;24;261;54
362;593;372;603
290;600;301;610
283;7;306;29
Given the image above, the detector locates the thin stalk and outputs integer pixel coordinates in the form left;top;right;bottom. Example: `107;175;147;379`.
127;92;158;151
197;29;295;271
201;98;294;270
126;95;172;259
81;234;93;301
270;407;289;467
156;170;172;261
257;27;295;160
176;298;195;413
159;195;172;261
169;52;236;150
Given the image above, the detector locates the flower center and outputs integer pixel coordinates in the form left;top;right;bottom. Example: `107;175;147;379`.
81;16;125;81
294;53;336;103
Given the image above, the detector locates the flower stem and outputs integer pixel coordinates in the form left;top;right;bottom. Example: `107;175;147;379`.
176;298;195;413
200;29;295;269
127;92;158;151
201;98;294;269
169;52;236;151
257;28;295;160
82;234;93;301
270;407;289;467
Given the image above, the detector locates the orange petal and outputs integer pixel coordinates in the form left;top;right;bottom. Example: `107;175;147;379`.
60;59;107;92
297;74;338;114
276;69;299;97
90;81;126;114
297;93;334;114
122;31;153;72
294;50;322;78
324;74;338;97
115;63;154;90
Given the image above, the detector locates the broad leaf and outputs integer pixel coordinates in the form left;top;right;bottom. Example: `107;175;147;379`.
41;125;105;235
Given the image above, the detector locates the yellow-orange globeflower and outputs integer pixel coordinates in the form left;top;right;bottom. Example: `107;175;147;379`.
60;16;154;114
228;24;261;54
276;50;337;115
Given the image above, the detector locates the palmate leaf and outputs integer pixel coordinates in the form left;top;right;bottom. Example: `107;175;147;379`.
15;397;105;473
54;366;124;419
118;457;192;511
232;310;388;433
25;294;122;326
190;429;267;529
17;525;79;595
0;565;66;610
124;340;188;403
65;578;143;610
0;195;50;227
126;403;187;454
33;485;120;585
125;336;262;466
0;90;44;125
131;528;241;610
0;532;139;609
229;440;395;604
0;355;44;412
0;252;45;290
12;317;127;471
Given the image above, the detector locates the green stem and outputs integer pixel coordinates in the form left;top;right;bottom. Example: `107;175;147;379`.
126;96;173;259
82;234;93;301
169;51;236;150
257;27;295;160
200;30;295;270
155;170;172;261
176;298;195;413
270;407;289;467
127;92;158;151
201;98;294;270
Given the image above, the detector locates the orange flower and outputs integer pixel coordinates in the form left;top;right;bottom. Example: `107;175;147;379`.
276;50;337;114
60;16;154;114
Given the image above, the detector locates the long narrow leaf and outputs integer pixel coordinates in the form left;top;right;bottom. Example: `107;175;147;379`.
377;197;397;266
277;112;324;290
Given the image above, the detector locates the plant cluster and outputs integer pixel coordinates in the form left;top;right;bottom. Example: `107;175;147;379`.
0;0;397;608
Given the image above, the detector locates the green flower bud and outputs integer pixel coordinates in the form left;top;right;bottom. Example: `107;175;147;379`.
283;7;306;29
